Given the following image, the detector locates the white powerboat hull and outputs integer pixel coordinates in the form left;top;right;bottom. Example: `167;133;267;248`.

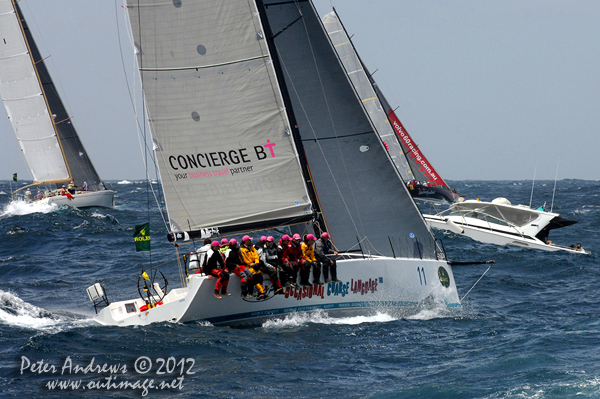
41;190;115;209
425;214;590;254
93;257;460;327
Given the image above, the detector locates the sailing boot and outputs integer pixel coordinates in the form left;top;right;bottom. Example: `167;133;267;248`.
331;262;341;282
255;284;266;300
323;262;331;283
312;263;322;285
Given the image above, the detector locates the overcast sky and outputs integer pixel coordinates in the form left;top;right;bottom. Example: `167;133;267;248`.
1;0;599;182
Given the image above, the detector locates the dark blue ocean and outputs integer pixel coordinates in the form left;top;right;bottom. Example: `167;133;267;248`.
1;179;599;398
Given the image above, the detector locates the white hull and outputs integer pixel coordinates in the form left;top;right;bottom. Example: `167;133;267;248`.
93;257;460;327
40;190;115;209
425;214;589;254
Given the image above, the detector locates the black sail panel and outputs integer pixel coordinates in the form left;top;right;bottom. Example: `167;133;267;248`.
16;2;103;190
261;0;437;258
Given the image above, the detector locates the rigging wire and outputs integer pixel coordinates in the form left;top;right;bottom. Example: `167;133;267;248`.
529;166;536;208
460;261;494;302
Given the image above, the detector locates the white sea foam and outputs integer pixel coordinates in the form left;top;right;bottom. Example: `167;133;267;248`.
0;290;61;330
406;307;448;321
117;180;132;185
263;309;396;328
1;200;57;216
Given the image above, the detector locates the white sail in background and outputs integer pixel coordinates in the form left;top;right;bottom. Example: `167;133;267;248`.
0;1;69;183
126;0;312;234
323;10;413;183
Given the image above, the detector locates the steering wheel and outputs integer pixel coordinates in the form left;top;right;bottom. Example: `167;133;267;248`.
137;268;168;304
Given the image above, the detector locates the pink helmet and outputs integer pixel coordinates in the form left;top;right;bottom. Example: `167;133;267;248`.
229;238;238;246
211;240;220;247
321;232;330;239
281;234;291;241
260;236;267;242
242;235;252;242
306;234;316;241
267;236;274;242
292;233;301;240
221;238;229;245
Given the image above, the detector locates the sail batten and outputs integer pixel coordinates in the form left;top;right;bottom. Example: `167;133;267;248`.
139;55;269;72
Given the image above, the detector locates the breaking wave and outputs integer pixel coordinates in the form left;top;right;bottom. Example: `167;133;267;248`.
1;200;58;217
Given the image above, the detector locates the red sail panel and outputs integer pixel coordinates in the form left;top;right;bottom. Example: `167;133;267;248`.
387;110;448;187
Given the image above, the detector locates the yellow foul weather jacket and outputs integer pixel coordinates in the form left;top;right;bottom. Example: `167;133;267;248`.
301;242;317;262
240;245;261;274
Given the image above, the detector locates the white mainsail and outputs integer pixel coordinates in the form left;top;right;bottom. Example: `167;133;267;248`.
0;1;69;183
127;0;312;234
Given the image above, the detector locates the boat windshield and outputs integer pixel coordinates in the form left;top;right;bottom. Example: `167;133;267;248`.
462;211;509;226
453;203;539;227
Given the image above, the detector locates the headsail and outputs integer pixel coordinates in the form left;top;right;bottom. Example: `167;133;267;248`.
323;10;456;202
322;10;413;183
260;0;438;258
0;0;103;189
126;0;313;237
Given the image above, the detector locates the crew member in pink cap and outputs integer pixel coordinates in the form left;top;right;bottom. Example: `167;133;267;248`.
287;233;308;286
278;234;298;287
315;232;340;283
204;240;230;299
240;235;266;299
219;238;230;256
302;234;321;285
260;236;284;294
224;238;253;298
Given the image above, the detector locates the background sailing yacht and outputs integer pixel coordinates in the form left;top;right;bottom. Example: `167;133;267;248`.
323;10;458;204
0;0;114;208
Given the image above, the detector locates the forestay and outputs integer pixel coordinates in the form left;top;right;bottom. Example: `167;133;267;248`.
126;0;312;235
